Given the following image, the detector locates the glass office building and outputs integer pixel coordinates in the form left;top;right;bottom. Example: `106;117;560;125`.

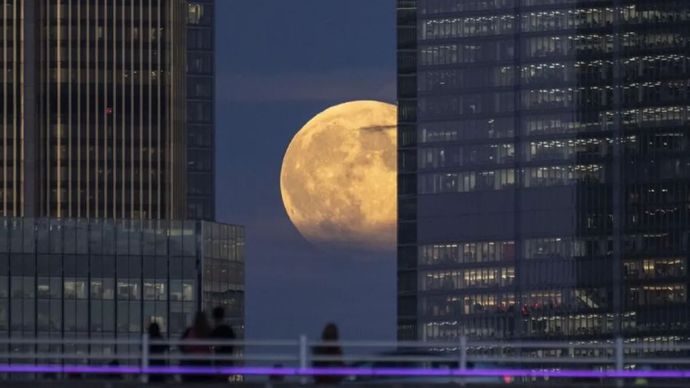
186;0;216;221
0;0;188;219
398;0;690;341
0;1;244;341
0;217;244;341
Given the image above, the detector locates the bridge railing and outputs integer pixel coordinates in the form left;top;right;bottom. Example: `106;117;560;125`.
0;336;687;381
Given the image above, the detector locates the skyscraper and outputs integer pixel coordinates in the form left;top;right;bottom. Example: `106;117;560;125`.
2;0;186;219
186;0;215;221
0;0;243;340
398;0;690;341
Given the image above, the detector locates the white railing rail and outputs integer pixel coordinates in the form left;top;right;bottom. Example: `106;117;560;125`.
0;336;687;380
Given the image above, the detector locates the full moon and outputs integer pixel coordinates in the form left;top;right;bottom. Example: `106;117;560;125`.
280;100;397;251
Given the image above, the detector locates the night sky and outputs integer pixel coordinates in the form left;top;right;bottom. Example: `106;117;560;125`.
215;0;397;340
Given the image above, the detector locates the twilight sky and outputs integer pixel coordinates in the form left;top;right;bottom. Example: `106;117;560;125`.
214;0;397;340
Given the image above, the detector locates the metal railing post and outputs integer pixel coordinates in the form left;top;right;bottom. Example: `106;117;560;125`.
459;335;467;370
299;335;308;384
615;337;624;371
615;337;624;388
458;335;468;387
141;333;149;383
299;335;308;370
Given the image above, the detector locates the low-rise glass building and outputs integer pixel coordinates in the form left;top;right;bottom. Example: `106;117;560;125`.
0;218;244;345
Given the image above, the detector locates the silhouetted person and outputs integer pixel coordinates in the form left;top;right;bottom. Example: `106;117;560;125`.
105;360;122;380
180;311;212;382
147;322;167;382
211;306;237;381
269;364;285;383
312;323;344;385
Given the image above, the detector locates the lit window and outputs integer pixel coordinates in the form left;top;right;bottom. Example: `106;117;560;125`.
188;3;204;24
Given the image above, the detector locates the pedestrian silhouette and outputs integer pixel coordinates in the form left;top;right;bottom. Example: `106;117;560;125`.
180;311;212;382
269;363;285;383
312;322;344;385
105;359;121;380
147;322;167;382
211;306;237;381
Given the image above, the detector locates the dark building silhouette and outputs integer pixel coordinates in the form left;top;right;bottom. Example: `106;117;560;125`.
398;0;690;342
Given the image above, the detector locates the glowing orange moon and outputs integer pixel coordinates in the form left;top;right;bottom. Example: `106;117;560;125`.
280;100;397;250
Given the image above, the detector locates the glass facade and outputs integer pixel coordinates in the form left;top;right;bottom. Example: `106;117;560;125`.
186;0;215;221
0;0;23;217
398;0;690;341
0;0;188;219
0;1;244;348
0;217;244;342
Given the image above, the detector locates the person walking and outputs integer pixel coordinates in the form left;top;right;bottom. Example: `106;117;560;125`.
210;306;237;381
312;323;344;385
180;311;212;382
147;322;167;383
